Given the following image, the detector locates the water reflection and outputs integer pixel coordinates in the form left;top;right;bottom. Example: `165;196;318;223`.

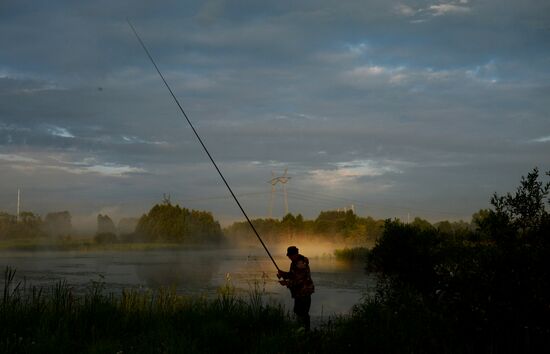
134;251;220;290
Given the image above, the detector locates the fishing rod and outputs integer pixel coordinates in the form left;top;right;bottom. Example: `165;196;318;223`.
127;19;281;272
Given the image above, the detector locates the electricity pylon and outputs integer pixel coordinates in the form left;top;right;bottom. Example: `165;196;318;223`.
268;168;291;218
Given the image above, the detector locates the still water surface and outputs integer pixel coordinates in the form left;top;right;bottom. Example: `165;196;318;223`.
1;246;374;321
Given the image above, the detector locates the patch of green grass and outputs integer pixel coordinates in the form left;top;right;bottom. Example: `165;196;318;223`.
333;247;370;261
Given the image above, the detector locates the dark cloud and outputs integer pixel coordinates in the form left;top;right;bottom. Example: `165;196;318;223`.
0;0;549;226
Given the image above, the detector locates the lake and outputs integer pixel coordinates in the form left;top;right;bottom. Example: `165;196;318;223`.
0;245;374;323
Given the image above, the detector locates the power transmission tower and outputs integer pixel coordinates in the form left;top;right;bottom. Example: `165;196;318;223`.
268;168;291;218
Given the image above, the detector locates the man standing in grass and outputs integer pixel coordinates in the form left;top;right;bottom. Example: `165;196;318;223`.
277;246;315;331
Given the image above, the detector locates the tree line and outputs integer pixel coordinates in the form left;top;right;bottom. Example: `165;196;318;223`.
0;211;72;240
223;209;479;246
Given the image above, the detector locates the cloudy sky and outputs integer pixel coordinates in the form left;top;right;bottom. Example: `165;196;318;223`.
1;0;549;229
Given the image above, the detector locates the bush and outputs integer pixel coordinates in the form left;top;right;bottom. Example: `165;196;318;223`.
94;232;117;244
366;168;550;353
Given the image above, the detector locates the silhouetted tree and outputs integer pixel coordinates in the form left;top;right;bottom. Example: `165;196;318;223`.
118;217;139;242
43;211;72;238
95;214;117;244
366;167;550;352
135;203;222;243
0;211;45;239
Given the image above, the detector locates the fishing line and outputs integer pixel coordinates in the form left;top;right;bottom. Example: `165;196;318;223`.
127;19;281;272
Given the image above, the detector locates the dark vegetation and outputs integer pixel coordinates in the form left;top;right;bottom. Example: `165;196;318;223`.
333;246;370;260
132;202;224;243
0;211;71;240
342;167;550;353
1;268;296;354
0;168;548;353
224;210;386;245
1;201;466;249
0;202;224;247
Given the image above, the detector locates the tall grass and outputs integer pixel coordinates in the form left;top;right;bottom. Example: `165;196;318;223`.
0;266;299;353
2;266;500;353
333;247;370;261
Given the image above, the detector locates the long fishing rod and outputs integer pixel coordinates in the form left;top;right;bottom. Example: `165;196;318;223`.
127;19;280;272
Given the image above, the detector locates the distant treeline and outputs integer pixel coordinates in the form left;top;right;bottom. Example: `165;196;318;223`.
1;202;481;246
0;196;493;247
224;211;383;245
0;202;224;245
0;211;72;240
223;210;478;246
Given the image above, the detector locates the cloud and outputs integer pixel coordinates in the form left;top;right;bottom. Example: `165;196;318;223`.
0;152;146;178
0;153;38;163
429;4;471;16
120;135;168;145
308;159;410;188
45;156;147;177
394;4;417;16
341;61;507;90
47;126;75;138
529;135;550;143
79;164;146;176
48;162;146;177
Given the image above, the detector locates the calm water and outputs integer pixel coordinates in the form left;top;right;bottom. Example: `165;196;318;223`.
0;246;374;321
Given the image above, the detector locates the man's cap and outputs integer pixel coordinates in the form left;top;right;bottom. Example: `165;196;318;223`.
286;246;299;256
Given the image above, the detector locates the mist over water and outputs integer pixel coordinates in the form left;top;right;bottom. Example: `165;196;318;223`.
0;243;372;320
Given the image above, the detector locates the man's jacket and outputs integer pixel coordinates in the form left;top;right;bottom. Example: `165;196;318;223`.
280;254;315;298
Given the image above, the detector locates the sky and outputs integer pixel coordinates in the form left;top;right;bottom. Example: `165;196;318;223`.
1;0;549;230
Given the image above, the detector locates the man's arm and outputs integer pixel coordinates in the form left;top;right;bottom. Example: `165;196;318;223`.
277;269;291;279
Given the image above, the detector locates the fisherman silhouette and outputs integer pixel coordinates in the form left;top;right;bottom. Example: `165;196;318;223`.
277;246;315;331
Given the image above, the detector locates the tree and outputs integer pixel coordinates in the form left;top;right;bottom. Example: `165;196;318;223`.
490;167;549;235
95;214;117;244
118;217;139;242
43;211;72;238
0;211;45;239
135;203;222;243
366;168;550;352
97;214;116;234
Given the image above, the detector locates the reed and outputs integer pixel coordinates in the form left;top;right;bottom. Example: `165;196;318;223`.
333;247;370;261
0;266;301;353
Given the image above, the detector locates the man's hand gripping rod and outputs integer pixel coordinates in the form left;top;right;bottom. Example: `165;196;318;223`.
127;19;280;272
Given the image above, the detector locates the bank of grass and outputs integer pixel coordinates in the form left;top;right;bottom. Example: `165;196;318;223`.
0;238;185;252
1;267;302;353
0;266;502;354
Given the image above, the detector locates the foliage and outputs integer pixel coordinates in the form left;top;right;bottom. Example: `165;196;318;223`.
96;214;116;235
366;167;550;353
43;211;72;238
135;202;223;243
0;212;46;239
0;267;296;354
94;232;117;244
224;211;386;245
118;217;139;241
333;247;370;261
